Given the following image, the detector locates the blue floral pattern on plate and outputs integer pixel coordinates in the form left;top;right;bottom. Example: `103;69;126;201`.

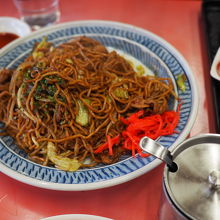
0;21;198;190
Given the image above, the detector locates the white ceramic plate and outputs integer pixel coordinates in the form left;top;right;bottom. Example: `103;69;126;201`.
210;47;220;81
0;20;199;191
41;214;113;220
0;16;31;37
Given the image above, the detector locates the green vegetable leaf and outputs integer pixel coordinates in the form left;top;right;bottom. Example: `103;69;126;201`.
177;74;186;92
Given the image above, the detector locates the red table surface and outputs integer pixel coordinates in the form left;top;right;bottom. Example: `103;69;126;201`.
0;0;216;219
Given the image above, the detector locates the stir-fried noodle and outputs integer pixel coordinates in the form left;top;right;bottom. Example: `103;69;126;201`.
0;36;177;171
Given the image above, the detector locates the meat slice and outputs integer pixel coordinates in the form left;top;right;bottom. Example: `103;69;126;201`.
0;69;13;84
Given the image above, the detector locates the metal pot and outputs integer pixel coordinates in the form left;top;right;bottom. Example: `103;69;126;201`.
140;134;220;220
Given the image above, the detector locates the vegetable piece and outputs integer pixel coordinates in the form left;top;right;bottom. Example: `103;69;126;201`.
113;87;128;99
136;65;145;76
121;107;180;157
107;135;113;155
75;100;89;126
94;135;120;155
47;142;81;171
177;73;186;92
127;110;144;122
65;58;73;64
32;37;51;60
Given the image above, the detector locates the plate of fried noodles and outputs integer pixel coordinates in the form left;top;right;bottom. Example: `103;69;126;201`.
0;20;198;191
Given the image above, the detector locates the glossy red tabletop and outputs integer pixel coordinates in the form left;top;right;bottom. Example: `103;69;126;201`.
0;0;216;219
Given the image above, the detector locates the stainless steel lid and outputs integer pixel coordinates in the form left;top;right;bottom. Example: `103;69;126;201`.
164;134;220;220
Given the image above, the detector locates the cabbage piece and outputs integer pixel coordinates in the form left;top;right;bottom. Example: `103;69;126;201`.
75;100;89;126
113;87;128;99
47;142;81;171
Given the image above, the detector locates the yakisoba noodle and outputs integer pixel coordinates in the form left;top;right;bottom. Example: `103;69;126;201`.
0;36;177;171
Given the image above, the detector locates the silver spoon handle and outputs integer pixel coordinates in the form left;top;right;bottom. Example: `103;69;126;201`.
139;137;177;172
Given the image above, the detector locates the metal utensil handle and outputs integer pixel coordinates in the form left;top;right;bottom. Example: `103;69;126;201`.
139;137;178;172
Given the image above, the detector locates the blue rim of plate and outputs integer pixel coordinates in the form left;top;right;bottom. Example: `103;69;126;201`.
0;20;199;191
